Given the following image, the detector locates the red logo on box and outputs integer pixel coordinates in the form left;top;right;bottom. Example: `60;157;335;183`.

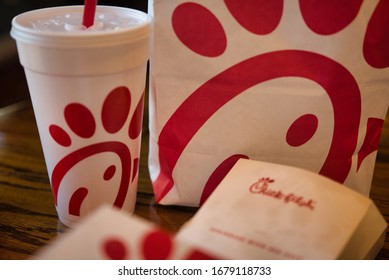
249;177;316;210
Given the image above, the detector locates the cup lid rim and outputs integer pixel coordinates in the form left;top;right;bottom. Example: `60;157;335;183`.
10;5;151;48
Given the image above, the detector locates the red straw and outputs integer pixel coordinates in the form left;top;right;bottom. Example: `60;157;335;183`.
82;0;97;28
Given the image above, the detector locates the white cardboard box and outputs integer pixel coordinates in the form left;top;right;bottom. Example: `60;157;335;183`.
176;159;387;259
34;206;219;260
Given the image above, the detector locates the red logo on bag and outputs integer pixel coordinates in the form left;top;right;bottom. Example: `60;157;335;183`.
249;177;316;210
152;0;388;204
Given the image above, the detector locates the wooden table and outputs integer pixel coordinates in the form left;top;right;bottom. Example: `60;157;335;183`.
0;100;388;260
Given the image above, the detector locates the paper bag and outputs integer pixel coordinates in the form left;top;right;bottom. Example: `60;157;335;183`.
148;0;389;206
34;206;219;260
176;159;387;259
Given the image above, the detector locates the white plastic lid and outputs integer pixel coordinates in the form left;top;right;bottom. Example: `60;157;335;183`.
10;6;151;49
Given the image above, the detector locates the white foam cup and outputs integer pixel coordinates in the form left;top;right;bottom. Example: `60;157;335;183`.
11;6;151;227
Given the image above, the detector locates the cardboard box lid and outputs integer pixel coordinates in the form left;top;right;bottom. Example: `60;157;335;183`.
176;159;387;259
